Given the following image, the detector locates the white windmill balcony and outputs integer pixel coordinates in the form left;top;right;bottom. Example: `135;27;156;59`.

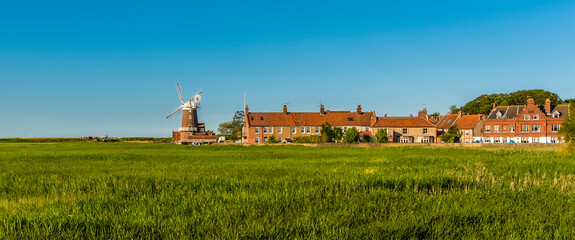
178;127;198;132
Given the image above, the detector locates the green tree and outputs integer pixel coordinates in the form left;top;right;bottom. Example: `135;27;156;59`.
217;111;244;140
457;89;563;115
342;127;360;143
333;127;344;142
360;134;373;143
374;128;389;143
320;123;333;142
440;125;462;143
559;102;575;143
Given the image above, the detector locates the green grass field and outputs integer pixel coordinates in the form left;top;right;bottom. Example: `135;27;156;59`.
1;142;575;239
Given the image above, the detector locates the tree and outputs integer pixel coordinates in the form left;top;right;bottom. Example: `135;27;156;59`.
559;102;575;154
217;111;244;140
456;89;563;115
360;134;373;143
342;127;360;143
320;123;333;142
440;125;462;143
333;127;343;142
430;112;441;119
374;128;389;143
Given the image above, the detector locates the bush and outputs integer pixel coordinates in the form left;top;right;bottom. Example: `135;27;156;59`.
342;127;359;143
374;129;389;143
293;135;324;143
268;135;278;143
360;135;373;143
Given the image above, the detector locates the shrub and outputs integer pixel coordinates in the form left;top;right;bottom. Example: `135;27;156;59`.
374;129;389;143
342;127;359;143
293;135;324;143
268;135;278;143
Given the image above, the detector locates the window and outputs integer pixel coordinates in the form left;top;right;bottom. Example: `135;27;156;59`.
364;127;369;131
523;115;530;120
188;115;192;119
278;137;282;142
553;111;561;118
521;137;528;143
301;127;305;134
532;115;539;120
251;117;254;120
533;137;539;143
263;127;268;134
485;138;491;143
494;125;500;133
464;139;469;143
402;128;408;134
552;124;560;132
485;125;491;133
255;137;259;143
264;137;268;142
510;125;515;132
423;128;428;134
465;130;470;136
532;124;540;133
278;127;282;134
306;127;311;134
315;127;320;133
291;127;296;134
343;127;348;132
260;117;263;120
348;117;354;121
521;124;529;132
255;127;259;134
496;111;503;119
269;127;273;134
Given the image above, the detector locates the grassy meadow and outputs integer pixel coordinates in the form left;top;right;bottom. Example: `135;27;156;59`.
1;142;575;239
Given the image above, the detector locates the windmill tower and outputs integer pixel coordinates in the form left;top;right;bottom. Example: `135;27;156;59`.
166;82;202;133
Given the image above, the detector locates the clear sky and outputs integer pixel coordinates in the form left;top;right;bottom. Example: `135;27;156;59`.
1;0;574;137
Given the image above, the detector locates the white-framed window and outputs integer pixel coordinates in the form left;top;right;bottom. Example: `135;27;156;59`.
278;137;282;142
306;127;311;134
364;127;370;131
263;127;268;134
521;137;529;143
301;127;305;134
494;125;500;133
315;127;320;133
402;128;408;134
264;137;268;142
291;127;296;134
496;111;503;119
552;124;560;132
278;127;282;134
188;115;192;119
533;137;539;143
532;124;540;133
270;127;273;134
521;124;529;132
423;128;428;134
485;138;491;143
510;125;515;132
523;115;530;120
255;127;259;134
532;115;539;120
553;111;561;118
465;130;470;136
485;125;491;133
255;137;260;143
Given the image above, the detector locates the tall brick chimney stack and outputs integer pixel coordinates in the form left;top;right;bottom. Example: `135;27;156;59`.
493;103;497;110
357;105;362;114
458;110;462;118
283;105;288;114
320;104;325;115
545;99;551;115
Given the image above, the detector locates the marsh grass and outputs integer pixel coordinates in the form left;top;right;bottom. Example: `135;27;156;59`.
1;142;574;238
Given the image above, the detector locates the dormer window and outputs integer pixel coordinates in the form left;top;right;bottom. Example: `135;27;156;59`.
523;115;530;120
532;115;539;120
260;117;263;120
552;111;561;118
496;111;503;119
348;117;354;121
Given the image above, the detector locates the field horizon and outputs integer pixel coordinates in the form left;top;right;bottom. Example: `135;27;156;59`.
1;142;574;238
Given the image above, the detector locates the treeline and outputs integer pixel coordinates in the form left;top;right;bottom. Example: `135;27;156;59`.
0;138;84;143
450;89;572;115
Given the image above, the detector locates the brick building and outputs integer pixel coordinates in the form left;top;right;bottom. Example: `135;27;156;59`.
457;114;484;143
243;105;376;143
483;99;569;143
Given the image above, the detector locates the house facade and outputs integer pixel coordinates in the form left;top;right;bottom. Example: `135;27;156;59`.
483;99;569;143
457;114;484;143
370;109;437;143
243;105;376;143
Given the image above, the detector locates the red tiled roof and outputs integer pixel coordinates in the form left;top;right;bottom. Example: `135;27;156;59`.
247;111;375;127
372;117;435;128
457;115;482;129
436;114;459;129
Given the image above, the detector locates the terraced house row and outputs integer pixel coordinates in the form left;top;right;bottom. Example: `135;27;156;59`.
242;98;570;144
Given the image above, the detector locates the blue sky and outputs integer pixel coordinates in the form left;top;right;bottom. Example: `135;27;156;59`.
1;0;574;137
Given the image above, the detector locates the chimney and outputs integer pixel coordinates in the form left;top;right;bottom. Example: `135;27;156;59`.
458;110;462;118
492;103;497;110
410;114;413;117
545;99;551;115
283;105;287;114
418;108;428;118
320;104;325;115
244;105;249;114
527;98;535;106
356;105;362;114
384;113;387;117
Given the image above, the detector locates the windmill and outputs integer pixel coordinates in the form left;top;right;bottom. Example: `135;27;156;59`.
166;82;202;132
